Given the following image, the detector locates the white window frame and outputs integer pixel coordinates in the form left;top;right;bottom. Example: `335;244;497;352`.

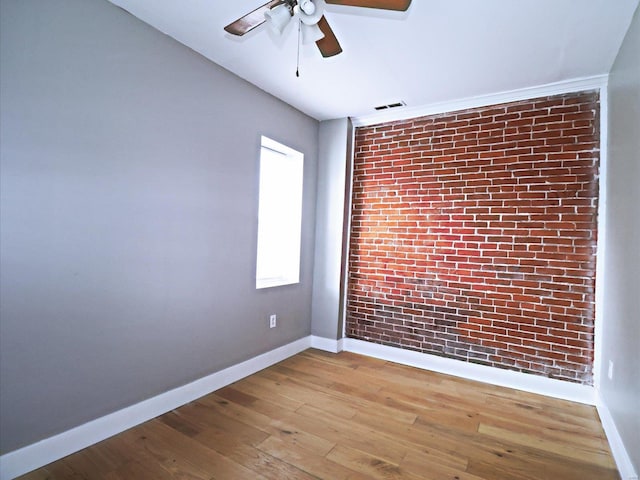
255;136;304;289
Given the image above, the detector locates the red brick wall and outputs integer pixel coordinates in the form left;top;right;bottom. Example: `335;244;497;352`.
346;91;600;384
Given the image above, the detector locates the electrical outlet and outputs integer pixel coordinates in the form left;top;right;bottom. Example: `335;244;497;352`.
608;360;614;380
269;314;277;329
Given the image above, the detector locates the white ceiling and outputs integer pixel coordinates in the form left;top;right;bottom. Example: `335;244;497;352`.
108;0;638;121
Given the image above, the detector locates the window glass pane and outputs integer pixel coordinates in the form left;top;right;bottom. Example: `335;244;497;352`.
256;136;304;289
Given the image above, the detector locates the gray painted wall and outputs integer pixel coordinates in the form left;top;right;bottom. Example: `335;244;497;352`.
311;119;351;339
0;0;318;454
601;4;640;474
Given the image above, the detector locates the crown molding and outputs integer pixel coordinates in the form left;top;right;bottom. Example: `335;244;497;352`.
351;75;608;127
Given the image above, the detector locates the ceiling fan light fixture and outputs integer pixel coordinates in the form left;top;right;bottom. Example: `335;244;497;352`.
299;0;315;15
300;22;325;44
299;0;324;25
264;4;292;35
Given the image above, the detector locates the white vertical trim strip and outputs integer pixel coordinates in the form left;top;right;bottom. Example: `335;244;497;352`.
593;82;609;389
340;120;357;340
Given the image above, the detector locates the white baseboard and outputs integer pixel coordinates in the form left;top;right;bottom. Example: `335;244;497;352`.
310;336;595;405
596;391;639;480
0;336;313;480
342;338;595;405
4;336;629;479
310;335;344;353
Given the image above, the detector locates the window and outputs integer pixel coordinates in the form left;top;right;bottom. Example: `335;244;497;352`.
256;136;304;289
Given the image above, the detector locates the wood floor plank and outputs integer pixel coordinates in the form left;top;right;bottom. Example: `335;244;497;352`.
277;354;385;395
475;412;610;452
351;409;470;471
326;444;423;480
294;404;412;465
46;448;115;480
159;406;316;480
247;370;361;420
199;392;337;456
168;399;270;447
477;422;616;469
17;349;620;480
229;377;305;412
400;450;488;480
120;419;268;480
466;455;621;480
256;435;371;480
101;458;175;480
271;364;419;425
191;428;318;480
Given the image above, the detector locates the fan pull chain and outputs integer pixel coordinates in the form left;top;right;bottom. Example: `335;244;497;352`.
296;20;301;77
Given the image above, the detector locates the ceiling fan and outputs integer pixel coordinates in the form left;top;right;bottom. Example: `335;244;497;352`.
224;0;412;58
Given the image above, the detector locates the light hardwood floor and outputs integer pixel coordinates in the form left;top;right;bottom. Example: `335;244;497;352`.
19;349;619;479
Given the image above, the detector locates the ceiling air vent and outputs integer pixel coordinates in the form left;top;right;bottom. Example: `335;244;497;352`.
374;101;406;111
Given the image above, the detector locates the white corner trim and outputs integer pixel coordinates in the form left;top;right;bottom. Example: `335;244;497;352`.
596;390;639;480
343;338;595;405
0;336;313;480
310;335;345;353
351;74;609;127
593;82;609;389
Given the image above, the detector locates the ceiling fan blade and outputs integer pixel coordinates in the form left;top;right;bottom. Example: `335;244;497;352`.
316;16;343;57
324;0;411;11
224;0;285;36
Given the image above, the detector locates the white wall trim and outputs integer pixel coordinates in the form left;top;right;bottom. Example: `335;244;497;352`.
351;74;609;127
593;81;609;389
313;335;596;405
596;391;639;480
0;336;313;480
343;338;595;405
310;335;345;353
3;335;630;479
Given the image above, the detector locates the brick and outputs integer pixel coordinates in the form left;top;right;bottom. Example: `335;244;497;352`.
347;91;599;385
